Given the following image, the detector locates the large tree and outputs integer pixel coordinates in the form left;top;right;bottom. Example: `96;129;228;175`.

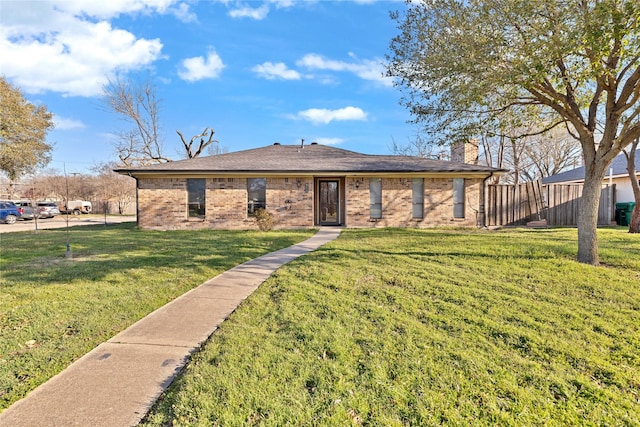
623;139;640;232
387;0;640;265
102;75;169;166
103;76;221;165
0;76;55;191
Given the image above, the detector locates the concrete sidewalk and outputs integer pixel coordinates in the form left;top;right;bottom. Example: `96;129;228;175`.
0;227;341;427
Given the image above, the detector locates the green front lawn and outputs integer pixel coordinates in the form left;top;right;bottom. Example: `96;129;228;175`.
141;227;640;426
0;224;315;410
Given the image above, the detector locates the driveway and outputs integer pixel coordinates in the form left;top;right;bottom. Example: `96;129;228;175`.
0;215;136;233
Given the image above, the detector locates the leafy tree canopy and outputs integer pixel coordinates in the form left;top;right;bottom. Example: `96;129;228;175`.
387;0;640;153
0;76;55;181
387;0;640;264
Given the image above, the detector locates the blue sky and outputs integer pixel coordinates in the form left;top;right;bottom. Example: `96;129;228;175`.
1;0;415;174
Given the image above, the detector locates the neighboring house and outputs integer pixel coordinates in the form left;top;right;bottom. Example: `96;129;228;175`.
115;142;504;230
542;150;640;203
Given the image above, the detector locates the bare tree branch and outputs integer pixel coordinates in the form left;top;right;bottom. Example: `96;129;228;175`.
176;127;219;159
102;75;170;166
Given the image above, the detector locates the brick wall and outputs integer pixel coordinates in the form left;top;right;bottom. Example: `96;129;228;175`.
266;177;314;228
137;176;482;230
206;178;251;228
345;177;369;227
138;178;187;229
451;139;479;165
345;177;480;228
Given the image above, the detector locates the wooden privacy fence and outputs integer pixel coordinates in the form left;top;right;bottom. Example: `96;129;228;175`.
486;181;615;226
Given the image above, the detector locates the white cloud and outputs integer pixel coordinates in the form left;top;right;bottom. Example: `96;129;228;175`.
252;62;301;80
53;115;85;130
297;53;393;87
51;0;197;22
40;0;180;19
178;50;226;82
228;4;270;20
295;107;368;125
297;54;347;71
250;52;394;87
269;0;296;8
0;1;185;97
314;137;344;146
170;3;198;23
226;0;297;20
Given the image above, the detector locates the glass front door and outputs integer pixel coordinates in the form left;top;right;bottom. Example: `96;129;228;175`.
319;180;339;225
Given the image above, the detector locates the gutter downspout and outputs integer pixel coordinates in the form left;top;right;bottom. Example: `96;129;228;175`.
479;171;494;228
135;177;140;228
609;167;613;224
127;172;140;228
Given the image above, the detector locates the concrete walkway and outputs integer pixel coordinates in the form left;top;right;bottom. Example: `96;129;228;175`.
0;227;342;427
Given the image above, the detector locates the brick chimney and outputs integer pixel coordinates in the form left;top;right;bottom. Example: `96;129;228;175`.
451;139;479;164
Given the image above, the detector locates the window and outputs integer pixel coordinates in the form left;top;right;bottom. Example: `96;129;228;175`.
247;178;266;215
187;178;206;218
412;178;424;219
369;178;382;219
453;178;465;218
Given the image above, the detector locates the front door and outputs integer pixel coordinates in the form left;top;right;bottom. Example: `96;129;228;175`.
318;180;340;225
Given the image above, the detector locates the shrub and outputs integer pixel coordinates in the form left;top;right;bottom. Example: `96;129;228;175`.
254;208;274;231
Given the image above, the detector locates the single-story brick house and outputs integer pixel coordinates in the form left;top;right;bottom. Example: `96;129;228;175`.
115;142;504;230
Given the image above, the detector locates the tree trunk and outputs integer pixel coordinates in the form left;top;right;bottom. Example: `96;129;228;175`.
626;140;640;233
630;205;640;233
577;165;607;265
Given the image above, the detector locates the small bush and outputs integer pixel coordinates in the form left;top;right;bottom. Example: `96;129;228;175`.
254;208;274;231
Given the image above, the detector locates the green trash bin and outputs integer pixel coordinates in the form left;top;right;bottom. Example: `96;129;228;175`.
615;202;636;226
615;208;624;225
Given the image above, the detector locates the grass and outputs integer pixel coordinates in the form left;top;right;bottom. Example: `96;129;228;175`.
0;223;316;411
140;227;640;426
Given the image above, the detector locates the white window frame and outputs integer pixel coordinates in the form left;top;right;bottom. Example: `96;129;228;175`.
453;178;465;218
369;178;382;219
412;178;424;219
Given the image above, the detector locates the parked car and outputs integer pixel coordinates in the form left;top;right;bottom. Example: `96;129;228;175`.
14;201;38;220
0;201;22;224
37;201;62;218
60;200;92;215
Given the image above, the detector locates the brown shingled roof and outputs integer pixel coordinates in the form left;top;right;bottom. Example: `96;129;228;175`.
114;143;504;176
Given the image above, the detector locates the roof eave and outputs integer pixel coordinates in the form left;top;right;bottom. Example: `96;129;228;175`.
115;169;505;179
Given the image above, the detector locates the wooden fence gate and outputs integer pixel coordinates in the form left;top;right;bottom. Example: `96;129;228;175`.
486;181;615;226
